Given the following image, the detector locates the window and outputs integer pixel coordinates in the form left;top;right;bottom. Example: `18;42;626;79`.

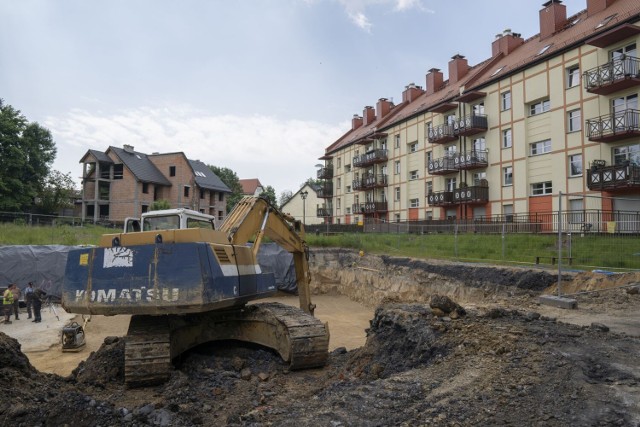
394;214;401;222
503;204;513;222
613;143;640;166
425;181;433;195
183;186;190;197
346;207;351;214
218;192;224;201
345;164;351;172
394;160;400;175
337;177;341;190
394;187;400;201
410;198;419;208
502;129;512;148
501;91;511;111
531;181;553;195
445;178;456;191
596;13;617;29
426;151;432;165
473;102;485;115
537;44;552;56
567;65;580;88
425;123;432;139
473;172;487;186
336;198;341;209
218;211;224;220
530;139;551;156
395;134;400;148
491;66;505;76
409;142;418;153
200;189;205;199
337;157;341;168
503;166;513;186
169;166;176;177
346;185;351;193
568;110;581;132
529;99;550;115
473;137;486;151
410;170;419;180
142;183;149;194
569;154;583;176
113;164;124;179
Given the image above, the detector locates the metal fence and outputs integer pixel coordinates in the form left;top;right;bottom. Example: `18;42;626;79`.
0;211;117;228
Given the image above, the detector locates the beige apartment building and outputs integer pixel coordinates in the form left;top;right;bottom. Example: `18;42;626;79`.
80;145;231;223
318;0;640;226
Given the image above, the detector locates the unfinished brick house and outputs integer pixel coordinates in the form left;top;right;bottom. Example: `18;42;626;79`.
79;145;231;224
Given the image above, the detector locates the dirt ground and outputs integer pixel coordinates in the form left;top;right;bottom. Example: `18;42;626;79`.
0;250;639;426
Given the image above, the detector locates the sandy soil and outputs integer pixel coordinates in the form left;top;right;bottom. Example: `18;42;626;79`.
14;294;374;377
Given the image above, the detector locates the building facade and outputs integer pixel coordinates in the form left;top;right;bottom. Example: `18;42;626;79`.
80;145;231;223
280;184;325;226
319;0;640;225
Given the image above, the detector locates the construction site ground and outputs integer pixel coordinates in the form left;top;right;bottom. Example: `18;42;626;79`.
0;248;639;426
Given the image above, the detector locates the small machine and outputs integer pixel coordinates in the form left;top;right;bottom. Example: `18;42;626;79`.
61;321;86;352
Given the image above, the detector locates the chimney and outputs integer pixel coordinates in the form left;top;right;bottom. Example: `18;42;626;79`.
123;144;135;153
540;0;567;40
402;83;424;103
352;114;363;130
587;0;615;16
448;54;469;84
363;106;376;125
491;30;525;57
425;68;444;96
376;98;393;120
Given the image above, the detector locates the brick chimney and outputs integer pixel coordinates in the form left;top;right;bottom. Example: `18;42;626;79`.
540;0;567;40
587;0;615;16
363;106;376;126
402;83;424;103
351;114;363;130
425;68;444;96
448;54;469;84
491;29;525;57
376;98;393;120
123;144;135;153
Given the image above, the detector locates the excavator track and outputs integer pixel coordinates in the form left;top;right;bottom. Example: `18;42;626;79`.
124;302;329;388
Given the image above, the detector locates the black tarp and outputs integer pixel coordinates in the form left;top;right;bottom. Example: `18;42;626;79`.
256;243;297;293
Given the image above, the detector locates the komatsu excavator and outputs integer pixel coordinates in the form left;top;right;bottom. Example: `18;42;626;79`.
62;196;329;387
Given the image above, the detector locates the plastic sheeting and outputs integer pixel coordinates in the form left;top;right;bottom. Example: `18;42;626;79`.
0;243;298;298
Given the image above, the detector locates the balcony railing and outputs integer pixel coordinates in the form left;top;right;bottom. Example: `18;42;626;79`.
586;109;640;142
316;183;333;198
427;124;456;144
353;202;388;214
353;149;388;168
453;113;488;136
452;185;489;204
587;163;640;191
352;174;388;191
427;190;454;206
584;56;640;95
317;166;334;179
427;155;457;175
316;205;332;217
455;150;488;170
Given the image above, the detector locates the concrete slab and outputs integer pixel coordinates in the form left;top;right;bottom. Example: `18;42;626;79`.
538;295;578;309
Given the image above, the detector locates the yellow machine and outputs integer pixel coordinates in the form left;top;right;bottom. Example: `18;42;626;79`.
62;196;329;387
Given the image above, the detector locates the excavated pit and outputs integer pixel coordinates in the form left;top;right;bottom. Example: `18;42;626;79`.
0;248;639;426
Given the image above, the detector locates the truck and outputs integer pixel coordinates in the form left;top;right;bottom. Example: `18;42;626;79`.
62;196;329;387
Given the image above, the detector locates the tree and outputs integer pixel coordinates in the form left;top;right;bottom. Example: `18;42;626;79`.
278;190;293;208
150;199;171;211
304;177;322;188
0;99;57;211
261;185;277;206
35;170;76;215
208;165;244;213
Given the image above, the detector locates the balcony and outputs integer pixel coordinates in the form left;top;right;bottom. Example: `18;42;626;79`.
427;124;456;144
427;190;454;207
316;183;333;198
455;150;488;170
353;202;388;214
453;185;489;204
584;56;640;95
316;205;332;217
453;113;488;136
317;166;334;179
587;109;640;142
427;155;457;175
587;163;640;191
353;174;387;191
353;149;388;168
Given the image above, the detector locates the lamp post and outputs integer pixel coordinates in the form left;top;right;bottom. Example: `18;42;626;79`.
300;190;308;226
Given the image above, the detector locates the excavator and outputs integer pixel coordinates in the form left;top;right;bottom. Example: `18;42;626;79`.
62;196;329;387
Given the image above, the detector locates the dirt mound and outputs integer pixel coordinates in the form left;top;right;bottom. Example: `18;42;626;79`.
72;336;125;387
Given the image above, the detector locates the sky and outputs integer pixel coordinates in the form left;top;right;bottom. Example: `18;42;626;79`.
1;0;585;196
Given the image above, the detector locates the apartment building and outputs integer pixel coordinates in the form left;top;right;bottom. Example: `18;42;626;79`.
318;0;640;225
80;145;231;223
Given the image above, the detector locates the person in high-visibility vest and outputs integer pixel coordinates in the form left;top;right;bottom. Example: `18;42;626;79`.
3;284;16;324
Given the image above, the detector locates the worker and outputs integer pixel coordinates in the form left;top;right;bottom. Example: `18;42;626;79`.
12;284;21;320
24;282;35;319
3;284;16;324
32;288;46;323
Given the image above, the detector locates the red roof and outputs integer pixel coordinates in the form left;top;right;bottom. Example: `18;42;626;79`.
239;178;263;195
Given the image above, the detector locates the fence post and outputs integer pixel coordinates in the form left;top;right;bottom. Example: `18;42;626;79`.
502;222;506;260
454;223;458;258
557;192;563;297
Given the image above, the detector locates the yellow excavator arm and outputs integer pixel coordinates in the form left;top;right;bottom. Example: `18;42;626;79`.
219;196;315;315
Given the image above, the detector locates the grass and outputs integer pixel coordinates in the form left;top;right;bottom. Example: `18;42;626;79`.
0;223;113;246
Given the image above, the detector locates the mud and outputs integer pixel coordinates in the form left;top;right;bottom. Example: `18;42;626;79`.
0;248;639;427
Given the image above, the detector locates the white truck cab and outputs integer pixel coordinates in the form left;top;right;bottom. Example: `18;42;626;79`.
124;209;216;233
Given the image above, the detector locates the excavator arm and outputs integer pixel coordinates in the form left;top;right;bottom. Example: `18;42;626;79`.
219;196;315;315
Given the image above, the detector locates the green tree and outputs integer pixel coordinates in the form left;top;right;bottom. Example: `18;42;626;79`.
278;190;293;208
150;199;171;211
0;100;57;211
304;177;322;188
261;185;277;206
208;165;244;213
35;170;77;214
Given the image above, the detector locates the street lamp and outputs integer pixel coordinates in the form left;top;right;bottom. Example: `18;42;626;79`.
300;190;308;226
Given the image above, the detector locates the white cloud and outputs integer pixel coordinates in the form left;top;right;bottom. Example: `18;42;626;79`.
333;0;431;32
45;106;347;195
